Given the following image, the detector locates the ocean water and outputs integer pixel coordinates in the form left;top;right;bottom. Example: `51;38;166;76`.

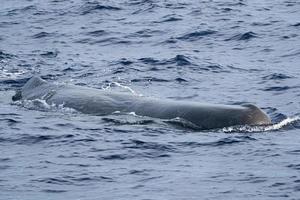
0;0;300;199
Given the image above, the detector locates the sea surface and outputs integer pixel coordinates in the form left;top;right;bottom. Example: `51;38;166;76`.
0;0;300;199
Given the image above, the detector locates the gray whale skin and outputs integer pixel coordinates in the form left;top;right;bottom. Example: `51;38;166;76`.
13;77;271;130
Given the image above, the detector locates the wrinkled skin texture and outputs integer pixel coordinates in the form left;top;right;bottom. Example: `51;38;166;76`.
13;77;272;130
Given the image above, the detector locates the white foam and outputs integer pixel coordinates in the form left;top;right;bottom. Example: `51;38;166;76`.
127;111;138;116
12;99;77;114
223;116;300;133
102;81;143;96
0;68;26;79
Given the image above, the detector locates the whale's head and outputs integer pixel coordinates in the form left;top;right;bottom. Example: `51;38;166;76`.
242;104;272;125
12;76;47;101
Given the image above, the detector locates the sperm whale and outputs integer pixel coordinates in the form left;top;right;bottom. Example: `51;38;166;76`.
13;76;272;130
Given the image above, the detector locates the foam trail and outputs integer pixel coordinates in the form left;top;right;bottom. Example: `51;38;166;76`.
265;116;300;131
223;116;300;133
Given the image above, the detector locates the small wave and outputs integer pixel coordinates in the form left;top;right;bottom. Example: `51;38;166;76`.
177;30;217;41
0;118;21;126
0;50;15;59
262;86;299;92
130;77;187;83
227;65;263;73
80;2;121;15
127;29;163;38
220;7;233;12
6;5;37;16
85;30;108;37
291;22;300;27
0;69;27;80
100;152;170;160
75;72;94;78
85;37;132;46
62;67;77;72
223;116;300;133
225;31;258;41
113;58;134;66
131;2;159;15
74;38;93;44
125;0;156;6
33;175;110;186
262;73;292;80
0;21;20;28
161;38;177;44
217;2;246;6
111;66;140;74
173;136;255;148
164;2;189;9
40;74;64;81
198;64;228;73
0;158;10;162
282;34;298;39
138;57;162;65
286;164;300;170
281;50;300;58
33;177;73;185
159;17;182;23
19;134;73;144
31;32;56;39
175;77;188;82
169;55;192;66
40;51;59;58
42;189;67;193
0;133;74;145
251;22;272;26
138;55;193;66
154;14;182;23
131;77;169;83
125;139;175;151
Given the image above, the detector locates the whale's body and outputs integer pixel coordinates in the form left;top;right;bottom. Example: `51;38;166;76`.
13;77;271;129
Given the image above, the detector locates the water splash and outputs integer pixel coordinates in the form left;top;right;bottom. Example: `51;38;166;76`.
223;116;300;133
12;99;77;114
164;117;201;130
0;68;26;79
102;81;143;96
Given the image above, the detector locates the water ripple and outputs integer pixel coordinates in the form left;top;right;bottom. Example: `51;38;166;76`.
226;31;258;41
177;30;217;41
80;2;121;15
262;73;292;80
85;30;108;37
123;139;176;152
262;86;299;91
31;32;56;39
172;136;255;148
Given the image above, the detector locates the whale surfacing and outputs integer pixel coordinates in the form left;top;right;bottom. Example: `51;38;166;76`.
13;77;271;130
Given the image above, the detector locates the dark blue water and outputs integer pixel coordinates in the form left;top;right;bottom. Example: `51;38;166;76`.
1;0;300;199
